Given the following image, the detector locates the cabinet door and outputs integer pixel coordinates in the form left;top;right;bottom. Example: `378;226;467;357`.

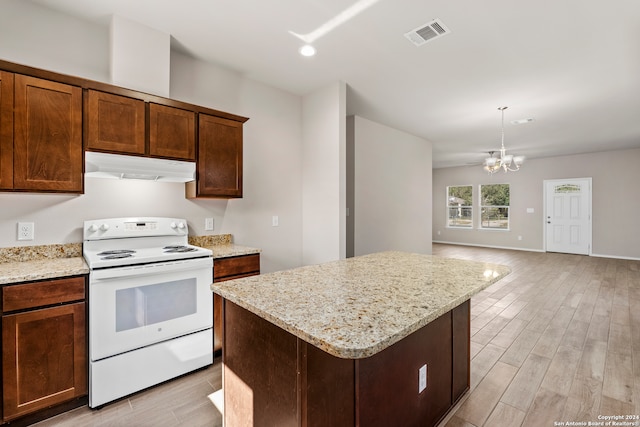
213;293;223;352
192;114;243;198
0;71;13;190
86;90;145;155
13;75;83;192
212;255;260;352
149;103;196;160
452;300;470;403
2;302;87;421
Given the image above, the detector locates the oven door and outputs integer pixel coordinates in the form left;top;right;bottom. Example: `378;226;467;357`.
89;257;213;361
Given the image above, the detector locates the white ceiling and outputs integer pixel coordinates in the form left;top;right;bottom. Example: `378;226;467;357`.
31;0;640;168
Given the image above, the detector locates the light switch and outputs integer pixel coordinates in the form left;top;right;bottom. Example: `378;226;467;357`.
526;208;535;213
272;216;279;227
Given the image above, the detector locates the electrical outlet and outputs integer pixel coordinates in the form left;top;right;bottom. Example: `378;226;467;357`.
205;217;214;231
17;222;34;241
272;216;279;227
418;364;427;393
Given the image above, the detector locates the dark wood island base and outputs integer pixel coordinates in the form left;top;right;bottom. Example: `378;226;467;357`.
222;299;470;427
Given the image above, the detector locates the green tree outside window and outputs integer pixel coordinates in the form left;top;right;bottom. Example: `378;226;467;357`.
480;184;509;229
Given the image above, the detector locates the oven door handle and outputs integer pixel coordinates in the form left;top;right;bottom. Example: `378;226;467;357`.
90;257;213;281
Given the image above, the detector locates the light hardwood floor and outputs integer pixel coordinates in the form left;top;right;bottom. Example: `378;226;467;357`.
32;359;223;427
434;244;639;427
33;244;639;426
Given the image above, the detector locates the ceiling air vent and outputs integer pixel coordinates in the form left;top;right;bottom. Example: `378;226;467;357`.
404;19;451;47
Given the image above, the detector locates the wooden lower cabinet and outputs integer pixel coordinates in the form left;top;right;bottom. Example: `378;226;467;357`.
223;299;470;427
1;276;87;424
212;254;260;353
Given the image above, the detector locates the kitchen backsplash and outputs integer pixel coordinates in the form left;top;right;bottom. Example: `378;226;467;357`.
0;243;83;263
0;234;234;264
188;234;232;247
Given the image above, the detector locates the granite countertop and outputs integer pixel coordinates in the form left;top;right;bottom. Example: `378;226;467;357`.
210;244;261;259
189;235;261;259
0;243;88;285
212;251;510;359
0;235;260;285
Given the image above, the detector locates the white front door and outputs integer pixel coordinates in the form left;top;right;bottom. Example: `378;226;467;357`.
544;178;592;255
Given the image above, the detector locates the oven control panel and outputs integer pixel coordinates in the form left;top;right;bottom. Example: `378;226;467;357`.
125;221;158;231
84;217;189;240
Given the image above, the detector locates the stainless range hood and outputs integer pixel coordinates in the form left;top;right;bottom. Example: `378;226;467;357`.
85;151;195;182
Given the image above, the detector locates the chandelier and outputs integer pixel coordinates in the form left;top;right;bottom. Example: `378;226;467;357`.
483;106;525;174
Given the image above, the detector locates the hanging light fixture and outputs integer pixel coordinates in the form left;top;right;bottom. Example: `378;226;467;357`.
483;106;525;174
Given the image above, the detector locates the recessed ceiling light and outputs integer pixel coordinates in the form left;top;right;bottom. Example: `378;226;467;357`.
511;118;534;125
299;45;316;57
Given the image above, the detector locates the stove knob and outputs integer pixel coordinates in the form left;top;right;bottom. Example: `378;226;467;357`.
170;222;178;229
88;224;98;232
178;222;186;229
100;223;110;231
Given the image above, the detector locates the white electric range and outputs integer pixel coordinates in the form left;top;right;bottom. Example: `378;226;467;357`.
83;217;213;408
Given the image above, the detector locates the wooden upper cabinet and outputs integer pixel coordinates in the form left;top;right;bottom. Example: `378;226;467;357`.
0;60;248;197
86;90;145;155
13;75;83;192
149;103;196;160
86;93;196;161
0;71;14;190
187;114;243;198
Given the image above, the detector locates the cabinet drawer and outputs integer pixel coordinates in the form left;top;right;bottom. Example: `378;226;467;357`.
214;254;260;281
2;276;85;312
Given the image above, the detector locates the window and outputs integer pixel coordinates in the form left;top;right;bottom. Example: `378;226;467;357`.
554;184;581;193
480;184;510;229
447;185;473;228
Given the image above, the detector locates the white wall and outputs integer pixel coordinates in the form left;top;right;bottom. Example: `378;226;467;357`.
0;0;304;273
433;148;640;260
349;116;433;256
110;15;170;97
0;0;109;82
0;0;440;272
170;52;305;273
301;82;347;265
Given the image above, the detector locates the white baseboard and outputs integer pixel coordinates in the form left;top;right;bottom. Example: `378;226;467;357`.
590;253;640;261
432;240;545;253
433;241;640;261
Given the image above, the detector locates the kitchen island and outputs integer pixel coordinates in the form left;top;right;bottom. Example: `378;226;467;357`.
212;251;510;427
